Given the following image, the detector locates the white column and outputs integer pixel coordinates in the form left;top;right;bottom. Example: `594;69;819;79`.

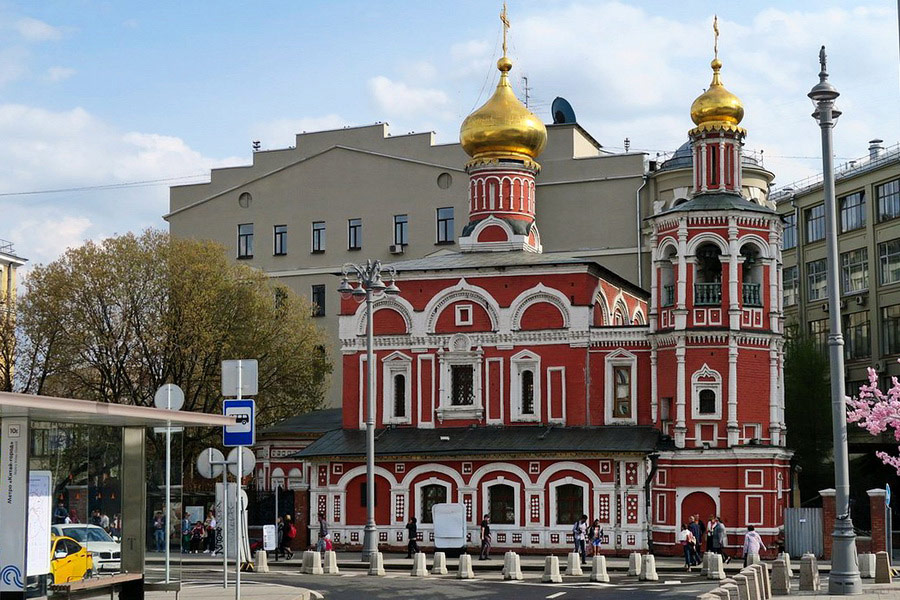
675;341;687;448
778;346;787;441
769;343;781;446
728;217;740;330
676;219;688;330
718;139;725;188
650;344;659;423
727;339;739;446
699;143;708;192
649;230;659;329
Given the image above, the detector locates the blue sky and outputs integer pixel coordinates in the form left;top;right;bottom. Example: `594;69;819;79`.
1;0;898;269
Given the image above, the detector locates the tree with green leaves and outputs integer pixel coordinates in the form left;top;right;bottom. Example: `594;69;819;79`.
15;229;331;466
783;326;833;503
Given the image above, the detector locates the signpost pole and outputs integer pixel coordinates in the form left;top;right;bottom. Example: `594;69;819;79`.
222;464;228;589
274;484;279;559
164;388;172;584
236;364;242;600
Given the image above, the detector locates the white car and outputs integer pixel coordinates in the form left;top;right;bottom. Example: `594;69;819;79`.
50;524;120;572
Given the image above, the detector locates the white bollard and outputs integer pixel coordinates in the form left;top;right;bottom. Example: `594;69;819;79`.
627;552;643;577
733;574;753;600
858;552;876;578
640;554;659;582
798;553;818;591
771;559;790;596
306;550;324;575
700;552;711;576
368;551;385;577
502;552;523;580
875;550;892;584
751;563;770;600
589;554;609;583
322;550;339;575
747;553;761;566
255;550;269;573
410;552;428;577
300;550;312;573
721;583;742;600
565;552;583;576
707;552;726;580
776;552;792;579
431;551;448;575
541;555;562;583
740;567;761;600
457;553;475;579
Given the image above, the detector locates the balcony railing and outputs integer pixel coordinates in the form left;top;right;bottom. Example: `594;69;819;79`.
742;283;762;307
694;283;722;306
663;285;675;307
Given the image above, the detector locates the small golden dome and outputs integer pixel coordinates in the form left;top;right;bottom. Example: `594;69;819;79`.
690;58;744;128
459;56;547;165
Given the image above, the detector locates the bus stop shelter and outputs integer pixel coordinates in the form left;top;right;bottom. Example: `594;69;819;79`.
0;391;235;600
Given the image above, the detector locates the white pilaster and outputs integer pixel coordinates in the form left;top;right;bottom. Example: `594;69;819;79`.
718;138;725;188
650;345;658;423
675;341;687;448
727;216;740;329
727;339;739;446
769;343;781;446
699;143;708;193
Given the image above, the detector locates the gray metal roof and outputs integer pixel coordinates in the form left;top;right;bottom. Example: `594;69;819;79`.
261;408;343;435
295;425;660;458
660;192;774;215
656;141;764;173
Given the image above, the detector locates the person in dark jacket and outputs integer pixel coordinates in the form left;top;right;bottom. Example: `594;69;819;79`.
405;517;420;558
687;516;702;566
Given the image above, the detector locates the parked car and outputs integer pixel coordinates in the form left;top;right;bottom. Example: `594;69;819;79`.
50;524;120;572
50;535;93;584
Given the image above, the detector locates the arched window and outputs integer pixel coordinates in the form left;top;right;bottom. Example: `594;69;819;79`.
694;243;723;306
287;468;302;489
555;483;584;525
614;366;632;419
421;484;447;523
394;373;406;418
707;144;719;187
489;484;515;525
698;389;717;414
521;370;534;415
271;468;285;491
740;243;763;307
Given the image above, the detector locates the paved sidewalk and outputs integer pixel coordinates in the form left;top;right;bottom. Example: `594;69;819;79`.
145;583;313;600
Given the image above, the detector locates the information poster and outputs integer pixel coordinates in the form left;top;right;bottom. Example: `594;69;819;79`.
27;471;52;576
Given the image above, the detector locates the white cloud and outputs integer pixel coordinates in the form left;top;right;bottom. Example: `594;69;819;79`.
251;114;349;149
0;47;29;86
45;66;75;82
368;76;451;118
15;17;62;42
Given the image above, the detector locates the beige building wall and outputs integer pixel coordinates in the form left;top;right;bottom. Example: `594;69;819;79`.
774;140;900;391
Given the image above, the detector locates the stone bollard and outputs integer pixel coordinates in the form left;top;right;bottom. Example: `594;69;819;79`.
431;551;448;575
323;550;340;575
255;550;269;573
721;583;742;600
858;552;876;578
747;553;761;566
710;588;733;600
457;553;475;579
410;552;428;577
751;563;770;600
733;574;753;600
627;552;643;577
776;553;792;579
640;554;659;581
707;552;726;580
565;552;583;576
701;552;711;576
300;550;312;573
368;551;385;577
503;552;523;581
771;559;790;596
306;550;324;575
740;567;761;600
875;550;892;584
541;555;562;583
798;553;818;591
589;554;610;583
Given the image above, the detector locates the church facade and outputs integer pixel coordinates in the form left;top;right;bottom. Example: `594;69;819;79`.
297;22;792;556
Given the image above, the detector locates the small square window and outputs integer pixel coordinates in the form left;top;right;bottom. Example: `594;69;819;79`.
394;463;405;474
462;462;473;475
455;304;473;326
697;424;717;445
656;469;667;486
529;462;540;474
332;464;343;475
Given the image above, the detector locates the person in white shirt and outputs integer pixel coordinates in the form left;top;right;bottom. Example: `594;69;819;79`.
679;524;697;570
742;525;767;567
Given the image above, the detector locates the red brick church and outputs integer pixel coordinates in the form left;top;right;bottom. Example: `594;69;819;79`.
295;31;792;556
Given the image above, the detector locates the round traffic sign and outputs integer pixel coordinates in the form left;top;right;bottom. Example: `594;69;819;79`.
197;447;224;479
154;383;185;411
227;446;256;478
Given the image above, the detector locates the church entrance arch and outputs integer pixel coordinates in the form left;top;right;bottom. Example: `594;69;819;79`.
680;491;717;528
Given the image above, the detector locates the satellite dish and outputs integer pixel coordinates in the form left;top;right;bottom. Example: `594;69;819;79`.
551;97;577;124
227;447;256;478
197;448;225;479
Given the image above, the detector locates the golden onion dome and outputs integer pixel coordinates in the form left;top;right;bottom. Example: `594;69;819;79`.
690;58;744;128
459;56;547;165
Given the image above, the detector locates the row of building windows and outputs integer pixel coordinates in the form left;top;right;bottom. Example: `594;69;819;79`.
236;208;456;258
783;238;900;305
806;304;900;360
782;178;900;250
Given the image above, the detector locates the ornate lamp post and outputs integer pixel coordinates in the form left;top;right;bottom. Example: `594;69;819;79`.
809;46;862;595
337;259;400;562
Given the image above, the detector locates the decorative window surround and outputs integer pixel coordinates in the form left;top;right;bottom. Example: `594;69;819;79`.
691;363;723;420
414;478;451;523
510;350;541;422
382;351;412;424
604;349;638;424
481;477;521;529
549;477;589;527
436;335;484;421
455;303;473;326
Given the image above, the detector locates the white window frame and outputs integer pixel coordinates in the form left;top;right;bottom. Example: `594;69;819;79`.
270;467;285;490
549;477;589;527
655;493;667;523
604;350;637;424
510;350;541;422
455;303;473;326
415;478;452;524
436;342;484;421
481;477;521;530
742;423;761;443
695;423;718;447
656;469;667;486
744;469;764;489
287;468;302;490
745;494;764;526
691;364;722;420
382;352;412;424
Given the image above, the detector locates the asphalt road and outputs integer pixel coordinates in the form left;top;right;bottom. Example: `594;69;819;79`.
181;564;721;600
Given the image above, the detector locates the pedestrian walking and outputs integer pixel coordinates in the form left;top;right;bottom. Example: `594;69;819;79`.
587;519;604;557
679;524;697;571
316;511;328;553
204;511;217;554
405;517;420;558
479;514;492;560
281;514;296;559
100;512;110;532
705;514;716;553
741;525;766;567
694;513;706;558
152;511;166;552
712;516;732;563
687;516;702;566
572;514;588;563
53;502;68;525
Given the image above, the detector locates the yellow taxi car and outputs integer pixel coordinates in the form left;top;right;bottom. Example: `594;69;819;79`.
50;535;93;584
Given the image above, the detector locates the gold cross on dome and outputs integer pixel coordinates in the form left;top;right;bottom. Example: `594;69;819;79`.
500;2;510;56
713;14;719;59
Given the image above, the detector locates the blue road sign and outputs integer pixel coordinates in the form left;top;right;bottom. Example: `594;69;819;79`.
223;399;255;447
887;483;891;507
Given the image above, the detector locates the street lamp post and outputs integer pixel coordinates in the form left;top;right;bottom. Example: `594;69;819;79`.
337;259;400;562
809;46;862;596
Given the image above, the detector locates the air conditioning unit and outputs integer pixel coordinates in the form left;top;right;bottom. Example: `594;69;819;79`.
823;303;829;313
390;244;405;254
855;294;867;306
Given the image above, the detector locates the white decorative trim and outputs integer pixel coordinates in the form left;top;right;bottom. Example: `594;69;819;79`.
455;303;473;326
744;469;764;489
352;296;415;337
736;233;773;259
691;363;723;420
604;349;637;424
436;340;484;421
414;477;452;523
548;477;589;527
485;357;505;425
674;488;720;525
685;232;729;256
480;476;522;529
382;351;412;424
510;284;571;331
510;350;540;422
655;493;667;524
546;366;566;424
423;279;500;334
744;494;764;526
416;354;435;428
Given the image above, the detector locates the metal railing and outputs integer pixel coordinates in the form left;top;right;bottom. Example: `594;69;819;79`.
663;285;675;307
0;239;14;254
742;283;762;307
694;283;722;306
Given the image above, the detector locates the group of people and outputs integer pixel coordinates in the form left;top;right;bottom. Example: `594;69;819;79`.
181;510;219;554
53;502;122;537
571;515;605;563
679;515;767;570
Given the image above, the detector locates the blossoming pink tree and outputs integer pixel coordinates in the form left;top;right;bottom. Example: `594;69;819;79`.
846;364;900;473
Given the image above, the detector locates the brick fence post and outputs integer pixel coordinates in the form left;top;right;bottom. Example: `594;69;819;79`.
868;488;888;555
820;488;836;560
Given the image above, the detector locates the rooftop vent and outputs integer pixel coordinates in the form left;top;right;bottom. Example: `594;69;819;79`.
869;138;885;160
